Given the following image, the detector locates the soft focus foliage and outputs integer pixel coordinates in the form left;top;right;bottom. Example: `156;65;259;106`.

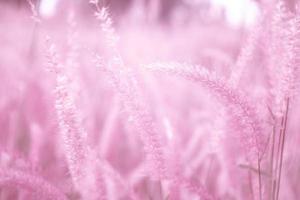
0;0;300;199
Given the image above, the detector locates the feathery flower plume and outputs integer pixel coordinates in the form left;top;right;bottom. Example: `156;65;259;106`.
45;38;106;200
268;1;300;117
146;62;266;160
229;11;266;88
91;1;166;180
0;168;67;200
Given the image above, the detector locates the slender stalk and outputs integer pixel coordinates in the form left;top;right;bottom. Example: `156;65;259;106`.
258;159;262;200
275;98;290;200
248;170;254;200
269;125;276;200
272;115;284;200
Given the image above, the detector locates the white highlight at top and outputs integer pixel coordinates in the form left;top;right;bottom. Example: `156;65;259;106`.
211;0;260;26
39;0;59;17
